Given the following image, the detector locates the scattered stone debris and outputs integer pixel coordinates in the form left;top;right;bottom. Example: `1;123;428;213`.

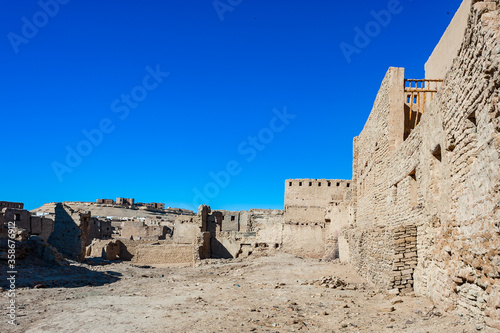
309;276;347;289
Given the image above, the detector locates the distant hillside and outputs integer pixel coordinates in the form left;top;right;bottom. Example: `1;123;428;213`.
31;202;194;220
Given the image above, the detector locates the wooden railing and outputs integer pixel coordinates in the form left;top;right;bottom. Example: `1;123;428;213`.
404;79;443;139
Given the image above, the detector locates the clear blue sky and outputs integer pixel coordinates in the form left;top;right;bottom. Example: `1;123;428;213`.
0;0;462;211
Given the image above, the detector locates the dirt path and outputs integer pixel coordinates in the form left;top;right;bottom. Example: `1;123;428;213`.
1;254;488;332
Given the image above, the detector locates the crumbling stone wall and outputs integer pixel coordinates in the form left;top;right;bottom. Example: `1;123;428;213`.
284;179;352;259
281;223;326;259
390;224;417;295
209;203;353;260
120;221;167;241
219;210;242;232
416;1;500;328
0;201;24;210
173;215;202;244
87;217;112;240
116;197;135;206
252;209;284;246
343;1;500;328
284;179;351;223
0;208;54;242
47;203;86;260
132;243;194;265
343;226;394;289
208;208;283;259
197;231;211;260
85;239;124;260
30;216;55;242
45;203;116;261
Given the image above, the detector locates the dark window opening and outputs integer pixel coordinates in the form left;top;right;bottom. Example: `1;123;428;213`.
231;216;235;221
318;182;321;186
289;182;292;186
336;182;340;186
347;183;350;187
299;182;302;186
467;111;477;126
432;145;442;162
409;169;418;207
309;182;312;186
328;182;331;187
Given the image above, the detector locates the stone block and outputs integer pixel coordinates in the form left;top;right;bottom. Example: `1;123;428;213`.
404;251;417;258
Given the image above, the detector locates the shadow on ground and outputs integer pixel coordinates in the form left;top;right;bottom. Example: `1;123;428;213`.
0;261;122;289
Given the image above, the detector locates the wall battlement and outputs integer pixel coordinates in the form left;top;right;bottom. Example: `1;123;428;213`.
284;179;351;209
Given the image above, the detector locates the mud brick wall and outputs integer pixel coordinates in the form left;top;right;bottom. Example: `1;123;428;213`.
343;1;500;329
284;179;352;259
284;179;351;220
390;225;417;295
342;226;395;289
342;67;403;289
132;243;194;265
418;2;500;328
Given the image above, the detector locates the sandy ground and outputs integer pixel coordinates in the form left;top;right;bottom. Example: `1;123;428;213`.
0;254;491;332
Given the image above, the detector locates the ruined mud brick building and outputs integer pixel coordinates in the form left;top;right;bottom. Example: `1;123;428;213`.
119;221;168;240
284;179;352;259
0;202;54;242
38;203;112;260
202;207;284;259
97;198;166;211
85;207;207;265
335;0;499;328
116;197;135;207
32;199;197;265
139;202;165;210
96;198;114;205
0;201;24;210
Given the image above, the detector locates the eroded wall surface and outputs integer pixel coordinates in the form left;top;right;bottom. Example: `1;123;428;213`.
132;243;194;265
47;203;86;260
120;221;167;241
343;1;500;328
284;179;352;259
